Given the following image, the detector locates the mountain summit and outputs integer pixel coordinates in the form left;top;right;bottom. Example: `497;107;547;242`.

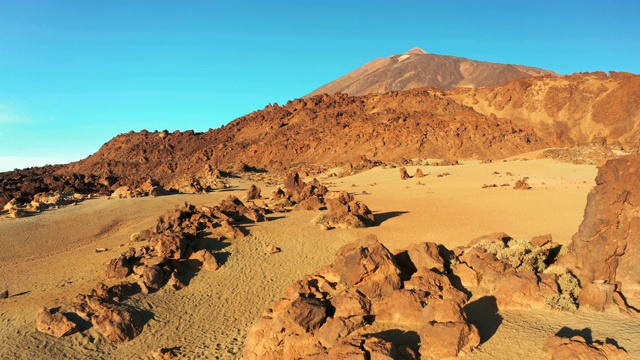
307;48;557;96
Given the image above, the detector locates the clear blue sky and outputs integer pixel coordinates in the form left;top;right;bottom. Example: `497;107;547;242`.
1;0;638;171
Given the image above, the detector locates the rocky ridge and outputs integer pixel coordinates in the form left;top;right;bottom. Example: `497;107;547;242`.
2;72;639;210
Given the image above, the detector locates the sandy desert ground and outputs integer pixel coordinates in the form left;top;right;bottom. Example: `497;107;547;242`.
1;157;639;359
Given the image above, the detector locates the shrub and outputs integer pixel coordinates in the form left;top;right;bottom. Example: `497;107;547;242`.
544;269;581;311
475;238;547;272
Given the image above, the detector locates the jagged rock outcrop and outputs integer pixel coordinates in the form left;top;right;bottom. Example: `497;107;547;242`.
244;235;479;359
312;191;375;229
567;154;640;312
37;196;270;343
513;177;532;190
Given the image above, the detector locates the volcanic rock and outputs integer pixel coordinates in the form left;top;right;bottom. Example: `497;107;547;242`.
333;235;402;299
140;265;164;291
217;219;244;240
543;334;628;360
282;297;327;333
90;302;143;343
568;154;640;310
35;307;79;337
418;321;480;359
513;177;532;190
105;256;132;279
245;184;262;201
152;233;186;260
187;249;220;271
399;167;410;180
244;235;479;359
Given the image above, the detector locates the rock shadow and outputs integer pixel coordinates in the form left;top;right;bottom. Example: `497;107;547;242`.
464;296;502;344
372;211;409;226
554;327;627;351
555;327;593;343
367;329;421;355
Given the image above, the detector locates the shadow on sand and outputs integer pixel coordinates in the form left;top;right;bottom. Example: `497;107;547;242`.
372;211;409;226
464;296;503;344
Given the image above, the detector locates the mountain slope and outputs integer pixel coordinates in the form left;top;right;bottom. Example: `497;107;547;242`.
449;71;640;147
2;72;639;209
307;48;558;96
63;89;549;181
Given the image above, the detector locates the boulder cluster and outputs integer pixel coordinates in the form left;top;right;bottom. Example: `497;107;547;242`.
245;229;608;359
245;235;480;359
1;191;89;218
35;196;268;343
109;178;169;199
276;172;375;229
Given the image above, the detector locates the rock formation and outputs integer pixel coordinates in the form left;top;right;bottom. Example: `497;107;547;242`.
513;178;532;190
35;307;80;338
2;72;639;211
244;235;480;359
399;167;410;180
543;334;627;359
567;154;640;312
36;196;270;343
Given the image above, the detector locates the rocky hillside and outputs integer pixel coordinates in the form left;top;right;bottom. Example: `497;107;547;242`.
449;71;640;148
2;72;639;209
307;48;557;96
66;89;547;178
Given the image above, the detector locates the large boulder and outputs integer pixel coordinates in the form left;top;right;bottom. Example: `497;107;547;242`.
105;256;132;279
35;307;79;337
568;154;640;310
245;184;262;201
152;233;186;259
418;321;480;359
91;303;144;343
333;235;402;299
543;334;627;360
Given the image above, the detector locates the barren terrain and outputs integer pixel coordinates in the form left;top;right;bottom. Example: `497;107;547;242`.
2;158;638;359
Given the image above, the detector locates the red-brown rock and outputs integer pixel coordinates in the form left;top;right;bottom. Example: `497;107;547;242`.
419;321;480;359
543;335;628;360
105;256;131;279
151;233;186;260
245;184;262;201
569;154;640;310
333;235;402;299
399;167;410;180
281;297;327;333
513;177;532;190
35;307;79;337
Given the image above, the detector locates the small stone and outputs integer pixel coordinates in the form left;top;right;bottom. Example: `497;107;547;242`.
265;245;281;254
